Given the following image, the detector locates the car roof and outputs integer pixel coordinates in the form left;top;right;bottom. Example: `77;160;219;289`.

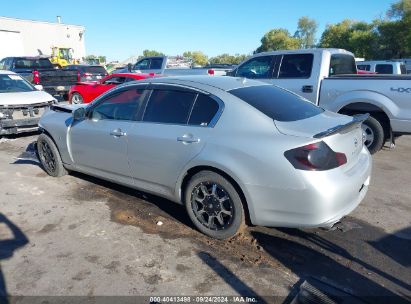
251;48;353;57
0;70;16;75
357;60;402;65
146;75;269;91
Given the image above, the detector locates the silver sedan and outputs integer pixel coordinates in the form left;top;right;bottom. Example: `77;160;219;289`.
37;76;372;239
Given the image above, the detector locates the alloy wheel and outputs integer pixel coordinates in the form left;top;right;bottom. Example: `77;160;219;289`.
362;124;375;148
38;141;56;173
191;182;234;231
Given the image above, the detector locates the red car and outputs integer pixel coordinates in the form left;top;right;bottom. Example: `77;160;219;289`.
68;73;156;104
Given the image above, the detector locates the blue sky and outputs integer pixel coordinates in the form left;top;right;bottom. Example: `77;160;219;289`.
1;0;393;61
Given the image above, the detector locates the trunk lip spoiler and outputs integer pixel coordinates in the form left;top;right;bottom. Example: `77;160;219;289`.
313;113;369;139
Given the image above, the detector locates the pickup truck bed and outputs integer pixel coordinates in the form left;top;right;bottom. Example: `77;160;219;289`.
0;57;78;97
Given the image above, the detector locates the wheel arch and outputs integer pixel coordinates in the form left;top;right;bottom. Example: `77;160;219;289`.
338;102;391;138
179;165;253;225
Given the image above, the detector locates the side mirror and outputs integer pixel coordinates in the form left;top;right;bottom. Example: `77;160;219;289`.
127;63;132;72
72;107;86;121
34;84;44;91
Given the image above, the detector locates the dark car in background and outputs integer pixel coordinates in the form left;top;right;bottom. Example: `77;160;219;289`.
64;64;108;82
0;57;78;98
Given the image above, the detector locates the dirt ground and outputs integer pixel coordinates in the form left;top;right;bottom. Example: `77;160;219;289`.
0;134;410;304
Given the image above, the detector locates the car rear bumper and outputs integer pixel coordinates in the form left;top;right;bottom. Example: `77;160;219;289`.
245;147;372;227
43;85;72;95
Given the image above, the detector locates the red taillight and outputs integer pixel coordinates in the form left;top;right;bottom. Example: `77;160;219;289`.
284;141;347;171
32;70;40;84
336;152;347;166
207;69;215;75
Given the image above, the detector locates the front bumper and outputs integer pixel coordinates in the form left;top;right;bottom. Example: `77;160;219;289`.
245;147;372;227
0;117;40;135
0;104;50;135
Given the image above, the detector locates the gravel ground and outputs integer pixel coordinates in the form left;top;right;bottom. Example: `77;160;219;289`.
0;133;410;304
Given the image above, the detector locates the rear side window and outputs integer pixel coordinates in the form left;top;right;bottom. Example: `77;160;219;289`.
188;94;219;126
278;54;313;78
236;56;273;79
357;64;370;71
143;90;196;124
329;54;357;75
229;85;323;122
375;64;393;74
150;58;163;69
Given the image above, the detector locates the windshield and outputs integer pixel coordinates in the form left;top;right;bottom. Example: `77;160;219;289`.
229;85;324;122
0;74;35;93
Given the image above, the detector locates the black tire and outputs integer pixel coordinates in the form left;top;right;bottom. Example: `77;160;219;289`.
184;171;246;239
70;92;84;104
362;116;385;154
37;133;67;177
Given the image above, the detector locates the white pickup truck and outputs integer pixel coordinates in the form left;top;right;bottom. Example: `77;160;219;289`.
228;48;411;154
125;56;230;76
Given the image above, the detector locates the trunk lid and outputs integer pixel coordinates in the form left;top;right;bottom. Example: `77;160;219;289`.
275;111;366;166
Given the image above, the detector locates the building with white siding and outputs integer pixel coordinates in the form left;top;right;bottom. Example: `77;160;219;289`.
0;16;86;61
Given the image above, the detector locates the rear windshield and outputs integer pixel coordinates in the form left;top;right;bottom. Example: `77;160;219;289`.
229;85;324;122
85;66;107;74
400;64;407;75
329;54;357;75
14;58;53;69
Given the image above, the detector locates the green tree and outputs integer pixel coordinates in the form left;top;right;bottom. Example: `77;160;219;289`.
378;0;411;58
209;53;248;65
142;49;165;57
319;20;379;59
255;29;300;53
294;16;318;48
183;51;208;66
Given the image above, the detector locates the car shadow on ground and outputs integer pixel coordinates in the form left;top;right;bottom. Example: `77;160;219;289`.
0;213;29;304
69;171;196;230
197;251;268;303
251;223;411;304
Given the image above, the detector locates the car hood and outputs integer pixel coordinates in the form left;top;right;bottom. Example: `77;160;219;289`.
0;91;55;106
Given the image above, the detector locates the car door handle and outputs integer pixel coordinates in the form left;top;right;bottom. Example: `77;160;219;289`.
110;129;127;137
302;85;313;93
177;135;200;144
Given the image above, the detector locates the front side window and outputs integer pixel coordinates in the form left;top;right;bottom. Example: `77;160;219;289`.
91;88;146;121
0;74;34;93
229;85;323;122
236;56;273;79
329;54;357;75
143;90;196;124
375;64;393;74
279;54;313;78
134;59;150;70
188;94;220;126
0;59;5;70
